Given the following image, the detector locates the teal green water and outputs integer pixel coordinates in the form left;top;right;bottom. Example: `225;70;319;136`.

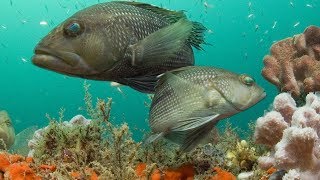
0;0;319;140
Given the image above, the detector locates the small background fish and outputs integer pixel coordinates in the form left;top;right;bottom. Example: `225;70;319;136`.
147;66;266;151
32;1;206;93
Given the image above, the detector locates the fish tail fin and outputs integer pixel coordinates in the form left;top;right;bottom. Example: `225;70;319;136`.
188;21;207;50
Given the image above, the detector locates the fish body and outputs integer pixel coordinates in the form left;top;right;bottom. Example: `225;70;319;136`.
147;66;265;151
32;1;206;93
0;111;15;149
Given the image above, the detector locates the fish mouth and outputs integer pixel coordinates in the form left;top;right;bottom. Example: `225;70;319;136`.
33;47;80;67
232;90;266;112
241;90;266;111
260;91;267;101
32;47;97;75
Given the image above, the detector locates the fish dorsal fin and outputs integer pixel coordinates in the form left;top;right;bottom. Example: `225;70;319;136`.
113;1;186;23
113;1;208;50
114;1;206;50
129;19;193;66
155;66;196;90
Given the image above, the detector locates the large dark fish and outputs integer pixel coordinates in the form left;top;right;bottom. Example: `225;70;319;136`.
146;66;266;151
32;1;206;93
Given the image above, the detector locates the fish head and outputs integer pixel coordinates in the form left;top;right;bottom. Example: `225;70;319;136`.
213;73;266;111
32;12;117;79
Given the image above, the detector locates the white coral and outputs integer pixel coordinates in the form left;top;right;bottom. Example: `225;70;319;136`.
254;92;320;178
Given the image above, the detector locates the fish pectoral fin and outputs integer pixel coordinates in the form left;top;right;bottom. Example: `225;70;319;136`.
167;115;219;152
124;75;158;93
129;19;193;66
143;132;165;145
173;113;220;132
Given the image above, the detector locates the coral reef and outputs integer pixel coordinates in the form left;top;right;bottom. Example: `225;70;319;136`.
0;110;15;150
262;25;320;99
254;92;320;178
1;82;270;179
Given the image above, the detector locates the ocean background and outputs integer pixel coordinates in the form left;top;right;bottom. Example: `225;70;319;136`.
0;0;319;141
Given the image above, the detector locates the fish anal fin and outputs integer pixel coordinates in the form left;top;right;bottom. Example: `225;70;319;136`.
123;75;158;93
144;132;165;145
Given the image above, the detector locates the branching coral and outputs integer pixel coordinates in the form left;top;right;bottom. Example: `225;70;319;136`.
262;25;320;99
254;92;320;179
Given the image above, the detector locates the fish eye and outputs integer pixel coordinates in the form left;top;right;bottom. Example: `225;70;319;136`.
64;21;83;37
240;74;255;86
5;119;11;126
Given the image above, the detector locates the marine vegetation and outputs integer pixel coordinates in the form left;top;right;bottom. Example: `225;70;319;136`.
28;82;141;179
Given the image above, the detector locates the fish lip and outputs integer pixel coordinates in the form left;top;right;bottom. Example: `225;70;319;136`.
261;91;267;99
33;47;78;67
249;90;267;109
32;47;78;75
236;90;266;111
34;48;52;56
32;47;100;76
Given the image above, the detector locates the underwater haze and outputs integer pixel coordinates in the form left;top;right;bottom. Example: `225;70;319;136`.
0;0;319;140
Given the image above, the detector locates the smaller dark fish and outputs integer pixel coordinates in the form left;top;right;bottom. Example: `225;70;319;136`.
146;66;266;151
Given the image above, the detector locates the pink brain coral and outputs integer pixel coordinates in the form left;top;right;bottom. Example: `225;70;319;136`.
262;25;320;98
